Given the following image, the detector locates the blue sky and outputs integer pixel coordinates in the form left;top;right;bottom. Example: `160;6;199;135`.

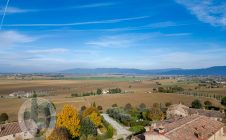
0;0;226;72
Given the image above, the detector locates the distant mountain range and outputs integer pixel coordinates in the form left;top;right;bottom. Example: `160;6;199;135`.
61;66;226;76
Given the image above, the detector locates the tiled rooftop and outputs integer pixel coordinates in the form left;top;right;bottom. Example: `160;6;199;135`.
0;122;21;137
145;115;224;140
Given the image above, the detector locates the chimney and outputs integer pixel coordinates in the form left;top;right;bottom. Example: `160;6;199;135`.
158;125;165;134
0;126;5;132
145;126;150;132
195;132;204;139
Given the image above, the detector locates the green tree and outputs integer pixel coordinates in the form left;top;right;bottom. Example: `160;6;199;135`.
112;104;118;107
97;106;103;112
0;113;9;122
138;103;146;111
125;103;132;112
165;102;172;108
129;125;145;134
147;107;164;121
106;125;114;138
81;106;87;112
92;102;96;108
31;97;38;122
191;99;202;109
96;88;102;95
80;117;97;138
221;97;226;106
23;111;30;120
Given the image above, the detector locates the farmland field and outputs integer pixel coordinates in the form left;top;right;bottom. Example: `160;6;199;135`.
0;77;225;121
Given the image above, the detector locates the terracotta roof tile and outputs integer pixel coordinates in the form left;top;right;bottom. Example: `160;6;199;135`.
146;115;224;140
0;122;22;137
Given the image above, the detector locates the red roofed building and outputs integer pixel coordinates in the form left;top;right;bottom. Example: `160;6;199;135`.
133;115;226;140
0;122;33;140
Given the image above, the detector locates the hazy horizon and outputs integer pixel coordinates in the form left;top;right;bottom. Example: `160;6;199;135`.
1;0;226;72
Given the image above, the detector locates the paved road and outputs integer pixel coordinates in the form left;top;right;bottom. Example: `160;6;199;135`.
102;114;131;139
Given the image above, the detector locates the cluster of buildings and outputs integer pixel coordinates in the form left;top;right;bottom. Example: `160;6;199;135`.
166;103;224;121
133;104;226;140
9;91;34;98
1;103;225;140
9;90;50;98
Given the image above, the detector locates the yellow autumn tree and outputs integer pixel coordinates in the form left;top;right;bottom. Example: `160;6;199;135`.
89;111;101;127
82;107;98;118
56;104;80;138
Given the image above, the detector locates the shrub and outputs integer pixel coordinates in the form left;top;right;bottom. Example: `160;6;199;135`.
221;97;226;106
101;118;114;139
46;128;69;140
81;106;87;112
129;125;145;135
147;107;164;121
0;113;9;122
204;101;212;107
191;99;202;109
112;104;118;107
71;93;81;97
130;120;150;127
97;105;103;112
125;103;132;112
96;88;103;95
106;125;114;138
80;117;97;137
165;102;172;107
138;103;146;111
109;88;122;94
107;108;132;126
207;105;220;111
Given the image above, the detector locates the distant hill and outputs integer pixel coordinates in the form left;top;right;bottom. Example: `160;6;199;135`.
61;66;226;76
61;68;180;75
162;66;226;76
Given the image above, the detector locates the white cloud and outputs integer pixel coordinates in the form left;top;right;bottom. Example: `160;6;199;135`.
86;32;191;48
163;33;191;37
0;31;36;47
140;47;226;69
86;34;151;48
27;48;69;54
0;7;30;14
0;2;118;15
176;0;226;26
75;2;118;9
3;16;149;27
148;21;179;28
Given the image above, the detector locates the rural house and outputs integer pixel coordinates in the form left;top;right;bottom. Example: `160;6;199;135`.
133;114;226;140
166;104;225;121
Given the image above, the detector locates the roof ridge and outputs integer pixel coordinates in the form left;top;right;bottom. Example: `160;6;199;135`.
165;115;202;135
0;121;18;126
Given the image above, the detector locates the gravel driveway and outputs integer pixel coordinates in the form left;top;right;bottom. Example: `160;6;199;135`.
102;113;132;139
